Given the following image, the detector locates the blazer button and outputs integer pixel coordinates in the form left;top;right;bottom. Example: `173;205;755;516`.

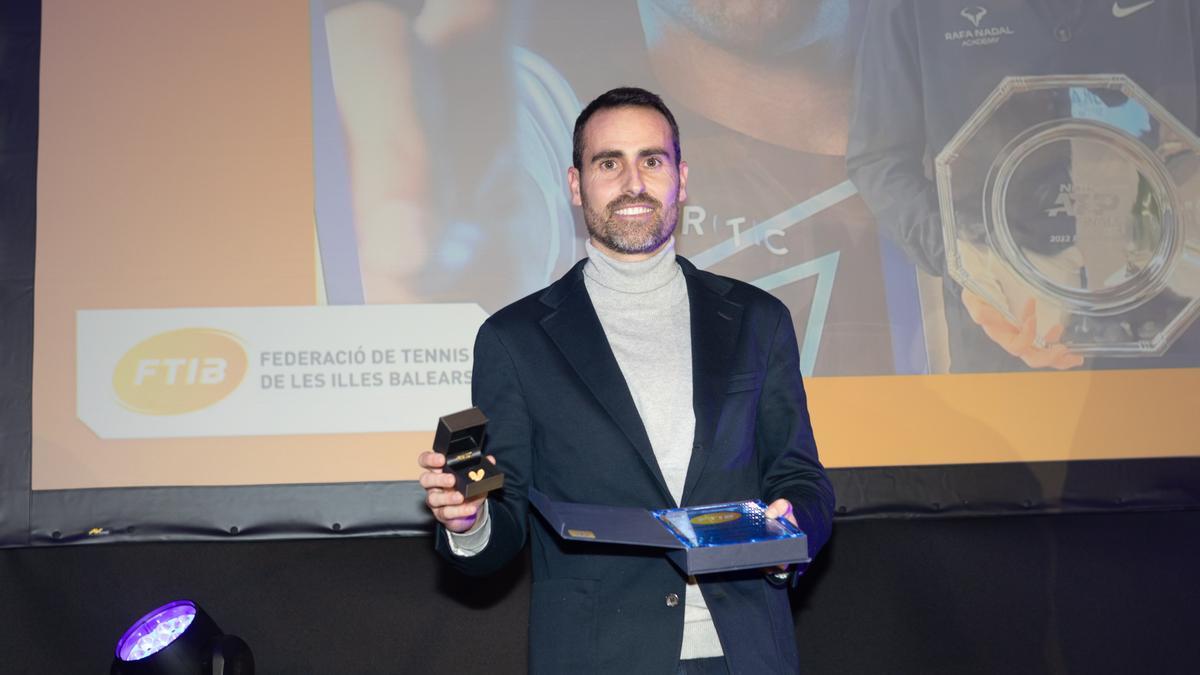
665;592;680;608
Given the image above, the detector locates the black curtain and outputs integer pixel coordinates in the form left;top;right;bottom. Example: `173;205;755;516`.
0;0;38;546
3;511;1200;673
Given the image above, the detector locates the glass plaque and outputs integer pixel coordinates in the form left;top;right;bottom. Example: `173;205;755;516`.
936;74;1200;356
652;500;803;549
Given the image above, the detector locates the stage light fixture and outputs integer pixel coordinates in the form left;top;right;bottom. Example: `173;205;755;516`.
110;600;254;674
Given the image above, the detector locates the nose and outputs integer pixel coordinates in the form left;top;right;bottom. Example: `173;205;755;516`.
622;164;646;196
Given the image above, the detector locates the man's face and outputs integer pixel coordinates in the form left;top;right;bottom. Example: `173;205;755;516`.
568;106;688;258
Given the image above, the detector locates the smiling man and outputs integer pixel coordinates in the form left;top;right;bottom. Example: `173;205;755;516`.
419;87;834;674
568;98;687;258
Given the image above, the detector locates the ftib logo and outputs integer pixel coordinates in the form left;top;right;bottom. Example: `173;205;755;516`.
112;328;247;415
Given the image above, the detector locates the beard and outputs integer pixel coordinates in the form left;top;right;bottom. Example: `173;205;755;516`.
582;192;679;256
643;0;851;57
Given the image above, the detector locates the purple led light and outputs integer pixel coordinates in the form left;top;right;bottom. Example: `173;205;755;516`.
115;600;197;662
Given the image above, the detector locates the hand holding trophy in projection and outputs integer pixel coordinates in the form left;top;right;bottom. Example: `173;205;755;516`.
433;407;504;499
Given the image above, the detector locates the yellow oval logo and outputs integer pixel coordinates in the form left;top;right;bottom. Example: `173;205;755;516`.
112;328;247;415
690;511;741;526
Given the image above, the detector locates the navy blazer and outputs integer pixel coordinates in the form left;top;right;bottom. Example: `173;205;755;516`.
436;256;835;674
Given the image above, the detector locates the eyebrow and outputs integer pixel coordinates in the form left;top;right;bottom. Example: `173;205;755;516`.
589;147;672;164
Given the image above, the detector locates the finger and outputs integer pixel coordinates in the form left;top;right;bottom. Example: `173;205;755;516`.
486;454;497;466
1019;297;1036;324
1043;323;1066;345
426;491;455;510
977;319;1019;350
440;510;480;533
1036;344;1072;369
1022;336;1070;367
426;489;465;509
438;501;481;522
418;451;446;470
1020;345;1059;369
981;321;1023;357
960;289;987;322
1051;349;1086;370
1022;343;1083;370
764;499;796;526
419;471;457;490
960;292;1023;348
443;517;479;533
1009;307;1039;356
763;499;794;574
963;292;1009;330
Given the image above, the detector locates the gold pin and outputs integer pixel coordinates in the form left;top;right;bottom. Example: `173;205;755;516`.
468;469;485;482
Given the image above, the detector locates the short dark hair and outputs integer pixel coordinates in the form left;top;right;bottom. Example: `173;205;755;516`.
572;87;681;172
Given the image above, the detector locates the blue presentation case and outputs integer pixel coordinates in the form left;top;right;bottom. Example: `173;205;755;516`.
529;488;809;575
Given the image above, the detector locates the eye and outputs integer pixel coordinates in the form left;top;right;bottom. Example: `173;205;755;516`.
645;156;662;168
599;159;617;171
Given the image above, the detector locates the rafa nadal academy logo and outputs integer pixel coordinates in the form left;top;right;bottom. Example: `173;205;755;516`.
947;5;1014;47
112;328;248;415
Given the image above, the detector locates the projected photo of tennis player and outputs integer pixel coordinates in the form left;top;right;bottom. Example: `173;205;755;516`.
848;0;1200;373
312;0;901;376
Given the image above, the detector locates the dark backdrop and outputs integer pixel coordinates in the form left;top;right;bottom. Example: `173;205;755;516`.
4;510;1199;674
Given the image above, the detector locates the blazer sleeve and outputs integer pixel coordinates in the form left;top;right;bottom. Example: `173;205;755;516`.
434;319;533;576
756;304;836;556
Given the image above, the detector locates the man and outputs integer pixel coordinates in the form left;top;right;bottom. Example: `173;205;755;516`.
419;87;834;674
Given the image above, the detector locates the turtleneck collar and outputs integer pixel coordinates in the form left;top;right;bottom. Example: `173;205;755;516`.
583;237;681;295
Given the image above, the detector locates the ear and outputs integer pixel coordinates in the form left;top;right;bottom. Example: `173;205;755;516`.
568;166;583;207
677;160;689;203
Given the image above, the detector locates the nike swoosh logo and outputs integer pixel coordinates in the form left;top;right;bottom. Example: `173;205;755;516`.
1112;0;1154;18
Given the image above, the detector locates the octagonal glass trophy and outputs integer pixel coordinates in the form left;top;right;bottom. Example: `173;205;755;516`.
433;407;503;499
936;74;1200;356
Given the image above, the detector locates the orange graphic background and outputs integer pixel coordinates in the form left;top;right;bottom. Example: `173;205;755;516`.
33;1;426;490
31;2;1198;491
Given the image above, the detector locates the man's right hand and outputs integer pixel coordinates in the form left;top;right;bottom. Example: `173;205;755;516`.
418;451;493;533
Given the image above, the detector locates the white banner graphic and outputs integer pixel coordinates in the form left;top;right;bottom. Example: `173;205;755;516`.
77;304;488;439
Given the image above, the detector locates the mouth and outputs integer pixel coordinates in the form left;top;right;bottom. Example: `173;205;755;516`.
612;204;655;217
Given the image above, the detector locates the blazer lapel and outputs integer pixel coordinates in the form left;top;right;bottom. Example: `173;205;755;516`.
679;258;743;506
539;262;675;506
